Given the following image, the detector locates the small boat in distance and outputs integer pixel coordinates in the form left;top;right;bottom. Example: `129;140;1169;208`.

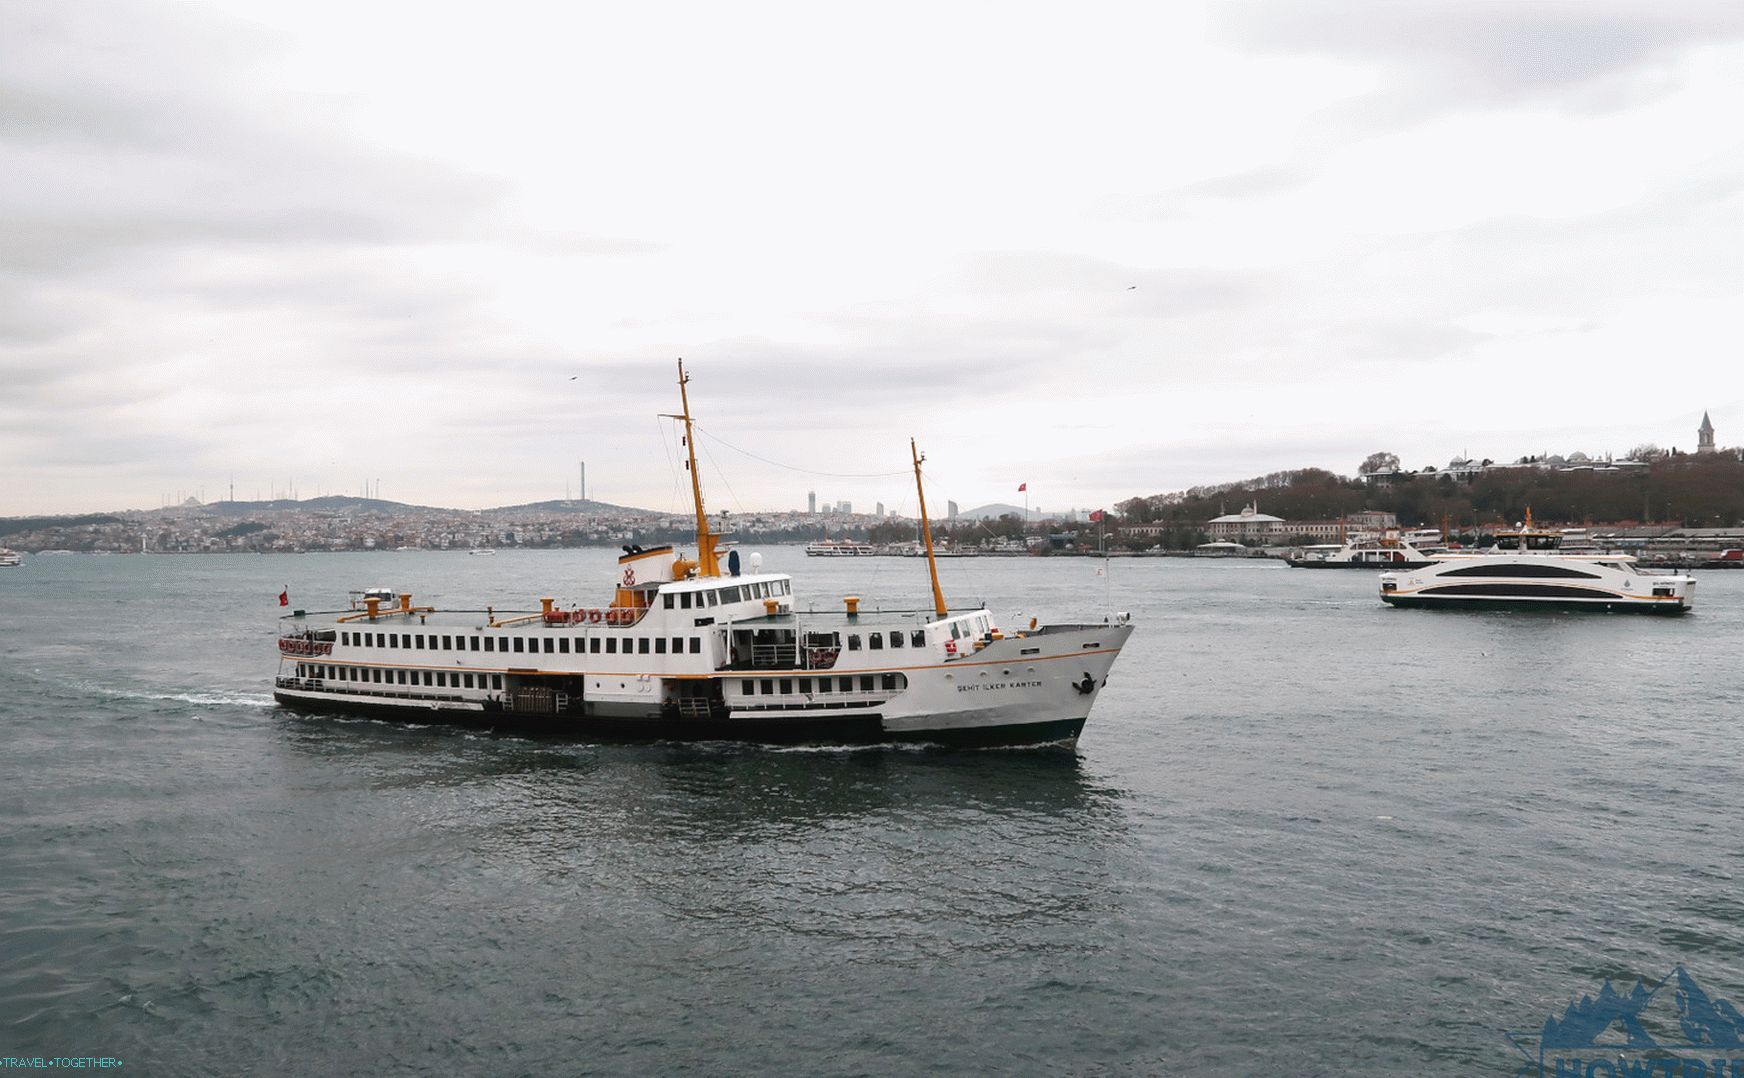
1286;531;1442;569
804;539;875;556
1379;513;1694;614
273;361;1132;745
0;549;22;568
469;548;497;556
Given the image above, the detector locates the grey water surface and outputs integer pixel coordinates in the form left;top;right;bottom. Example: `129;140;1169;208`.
3;550;1741;1075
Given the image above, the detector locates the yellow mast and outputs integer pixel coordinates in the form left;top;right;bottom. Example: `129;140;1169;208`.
669;359;721;577
911;438;948;619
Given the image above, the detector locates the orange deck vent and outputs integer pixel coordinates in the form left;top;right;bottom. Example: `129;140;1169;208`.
398;593;412;612
365;597;381;619
763;599;779;616
843;595;860;616
540;597;555;616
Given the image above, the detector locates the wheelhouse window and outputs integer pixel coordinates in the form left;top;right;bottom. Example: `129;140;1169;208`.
664;594;675;610
890;632;903;648
869;634;883;650
688;638;701;654
847;635;862;651
590;638;601;654
655;638;667;654
911;630;925;647
559;639;569;654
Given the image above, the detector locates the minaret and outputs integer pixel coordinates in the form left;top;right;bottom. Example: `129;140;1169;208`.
1698;411;1716;454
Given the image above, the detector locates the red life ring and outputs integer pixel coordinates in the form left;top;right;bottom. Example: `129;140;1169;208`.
588;608;602;624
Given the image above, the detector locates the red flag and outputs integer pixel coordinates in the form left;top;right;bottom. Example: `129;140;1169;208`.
1089;509;1105;523
278;589;289;607
1017;483;1027;492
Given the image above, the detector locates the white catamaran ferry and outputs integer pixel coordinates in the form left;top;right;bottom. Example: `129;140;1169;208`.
272;362;1132;746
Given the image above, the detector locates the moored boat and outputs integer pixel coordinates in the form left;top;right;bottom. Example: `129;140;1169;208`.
272;362;1132;745
1286;532;1440;569
0;548;21;568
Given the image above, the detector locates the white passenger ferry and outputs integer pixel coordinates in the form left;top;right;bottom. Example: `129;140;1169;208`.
272;363;1132;745
804;538;876;556
1379;514;1694;615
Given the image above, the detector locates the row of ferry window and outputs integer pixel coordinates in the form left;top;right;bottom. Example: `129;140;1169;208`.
843;630;923;651
296;663;504;691
741;673;904;695
341;630;703;656
662;580;790;609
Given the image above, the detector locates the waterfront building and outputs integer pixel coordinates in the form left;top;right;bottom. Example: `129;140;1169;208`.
1205;503;1287;541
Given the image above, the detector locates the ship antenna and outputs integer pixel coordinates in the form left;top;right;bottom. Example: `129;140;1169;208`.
666;359;720;577
911;438;948;619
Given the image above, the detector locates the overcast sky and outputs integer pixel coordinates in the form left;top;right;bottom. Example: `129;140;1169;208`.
4;1;1741;518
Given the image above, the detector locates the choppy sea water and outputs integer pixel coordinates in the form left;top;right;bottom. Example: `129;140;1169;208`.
3;549;1742;1075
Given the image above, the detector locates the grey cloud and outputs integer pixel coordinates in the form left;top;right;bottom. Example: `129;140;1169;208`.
0;7;506;277
1216;1;1744;118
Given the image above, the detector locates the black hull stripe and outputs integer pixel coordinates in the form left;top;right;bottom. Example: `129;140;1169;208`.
1382;596;1687;615
1417;582;1627;599
272;692;1087;746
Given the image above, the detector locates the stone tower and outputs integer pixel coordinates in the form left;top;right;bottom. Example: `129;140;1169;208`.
1698;411;1716;454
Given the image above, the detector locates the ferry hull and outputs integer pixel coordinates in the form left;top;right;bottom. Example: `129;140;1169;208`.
1381;594;1689;615
271;689;1088;747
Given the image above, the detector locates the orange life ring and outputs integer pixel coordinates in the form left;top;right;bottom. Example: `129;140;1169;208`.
588;608;602;624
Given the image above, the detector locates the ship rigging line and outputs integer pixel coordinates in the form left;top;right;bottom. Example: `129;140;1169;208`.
691;425;910;479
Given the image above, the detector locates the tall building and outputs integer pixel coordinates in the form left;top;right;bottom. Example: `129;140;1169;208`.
875;502;884;517
839;501;852;515
947;500;959;519
807;490;816;514
1698;412;1716;454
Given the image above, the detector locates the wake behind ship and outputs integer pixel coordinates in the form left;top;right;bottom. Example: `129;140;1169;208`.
272;363;1131;746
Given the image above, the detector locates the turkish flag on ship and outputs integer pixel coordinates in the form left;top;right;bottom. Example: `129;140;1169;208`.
1089;510;1105;523
1017;483;1027;492
278;588;289;607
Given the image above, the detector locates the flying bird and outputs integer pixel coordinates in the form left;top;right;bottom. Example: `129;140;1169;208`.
1126;285;1137;290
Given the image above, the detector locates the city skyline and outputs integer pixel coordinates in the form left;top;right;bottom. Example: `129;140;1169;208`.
6;411;1729;521
4;3;1740;517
